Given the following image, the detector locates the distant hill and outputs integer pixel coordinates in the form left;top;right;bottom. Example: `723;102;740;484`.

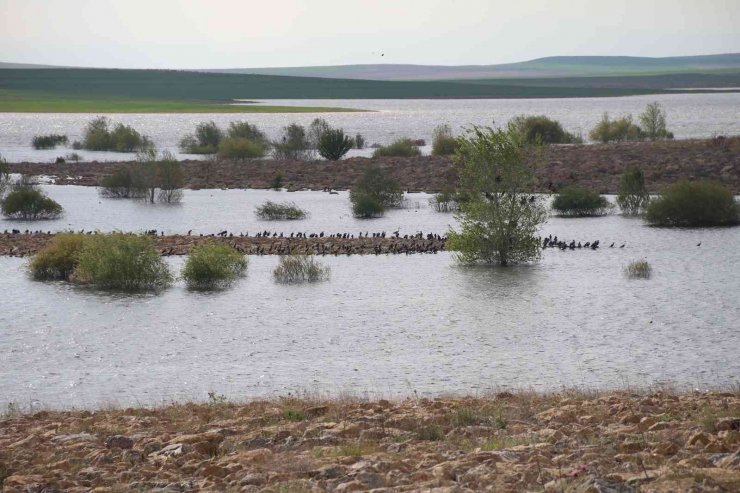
204;54;740;80
0;62;65;69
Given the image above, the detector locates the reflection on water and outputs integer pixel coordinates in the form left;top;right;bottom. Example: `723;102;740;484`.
1;227;738;409
1;92;739;162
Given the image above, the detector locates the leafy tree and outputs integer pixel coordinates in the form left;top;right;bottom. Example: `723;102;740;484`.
99;168;145;198
155;151;184;203
318;128;353;160
639;102;674;140
617;165;650;215
272;124;313;160
217;137;266;160
447;126;546;266
507;115;581;144
179;121;224;154
350;165;403;218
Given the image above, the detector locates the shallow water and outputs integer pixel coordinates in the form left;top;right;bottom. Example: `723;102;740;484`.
1;209;738;409
2;92;739;163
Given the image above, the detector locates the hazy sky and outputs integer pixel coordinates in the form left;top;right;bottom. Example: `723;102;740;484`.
1;0;738;68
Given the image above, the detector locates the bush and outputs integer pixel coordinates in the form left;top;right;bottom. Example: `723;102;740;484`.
645;180;740;227
350;165;403;218
255;201;307;220
269;173;284;191
217;137;266;160
625;259;652;279
1;183;63;219
29;233;89;280
589;113;644;143
639;102;673;141
552;186;611;217
32;134;68;149
73;234;173;290
273;256;330;283
318;129;353;160
81;117;153;152
65;153;83;163
226;121;268;146
430;190;468;213
617;165;650;215
372;138;422;158
124;150;184;204
507;115;581;144
272;124;313;160
99;168;145;198
354;133;366;149
181;241;247;289
308;118;330;149
179;121;224;154
431;124;458;156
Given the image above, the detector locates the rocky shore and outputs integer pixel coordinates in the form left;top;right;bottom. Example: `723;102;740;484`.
0;232;447;257
1;390;738;492
8;137;740;193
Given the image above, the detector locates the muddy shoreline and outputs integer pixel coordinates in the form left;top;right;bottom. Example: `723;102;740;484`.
8;137;740;193
0;232;447;257
1;390;738;492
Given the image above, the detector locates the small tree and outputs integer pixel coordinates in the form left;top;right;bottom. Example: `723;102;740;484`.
589;113;644;143
639;102;674;141
350;165;403;218
272;124;313;160
318;128;353;160
156;151;184;204
617;165;650;215
507;115;581;144
308;118;331;149
447;126;546;266
99;168;145;198
226;121;269;146
179;121;224;154
646;180;739;227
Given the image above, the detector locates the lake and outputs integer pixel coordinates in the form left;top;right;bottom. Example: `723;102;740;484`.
1;92;739;163
1;186;738;409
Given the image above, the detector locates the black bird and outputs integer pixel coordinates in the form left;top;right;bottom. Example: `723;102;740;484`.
697;242;701;246
620;243;625;248
609;242;614;248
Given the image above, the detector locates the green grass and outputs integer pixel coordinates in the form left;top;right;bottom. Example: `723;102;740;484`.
0;90;363;113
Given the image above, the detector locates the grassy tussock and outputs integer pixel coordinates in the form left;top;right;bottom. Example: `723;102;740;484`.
625;259;652;279
182;241;247;289
273;255;330;284
255;201;307;220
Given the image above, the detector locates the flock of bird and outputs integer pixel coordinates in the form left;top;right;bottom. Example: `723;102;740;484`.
542;235;626;251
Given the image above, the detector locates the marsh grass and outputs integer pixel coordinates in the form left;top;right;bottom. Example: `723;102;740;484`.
625;260;652;279
73;234;172;291
255;201;307;220
372;138;421;158
32;134;68;149
273;256;330;284
181;241;248;290
282;409;306;421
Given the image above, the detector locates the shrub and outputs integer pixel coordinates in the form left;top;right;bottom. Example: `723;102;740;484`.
181;241;248;289
74;234;172;290
430;190;468;213
350;165;403;218
226;121;269;147
318;128;353;160
645;180;740;227
372;138;422;158
29;233;89;280
589;113;644;143
639;102;673;141
126;150;184;204
308;118;330;149
273;256;330;283
255;201;307;220
617;165;650;215
179;121;224;154
507;115;581;144
81;117;152;152
625;259;652;279
552;186;611;217
217;137;266;160
431;124;458;156
354;133;366;149
269;173;284;191
32;134;68;149
65;153;83;163
1;183;63;219
272;124;313;160
99;168;145;198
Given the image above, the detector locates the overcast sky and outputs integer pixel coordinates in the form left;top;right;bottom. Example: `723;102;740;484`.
1;0;738;68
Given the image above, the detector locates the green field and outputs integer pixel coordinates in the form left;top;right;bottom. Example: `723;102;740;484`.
0;90;363;113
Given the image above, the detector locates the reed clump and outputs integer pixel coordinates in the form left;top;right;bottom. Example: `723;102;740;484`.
273;255;330;284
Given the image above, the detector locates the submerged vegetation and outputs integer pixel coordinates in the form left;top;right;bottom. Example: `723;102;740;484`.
552;186;611;217
99;150;184;203
447;126;546;265
350;165;403;218
645;180;739;227
181;241;248;290
617;165;650;215
431;124;458;156
372;138;422;158
273;255;330;283
31;134;68;149
625;259;652;279
1;180;63;220
255;201;307;220
77;116;153;152
589;102;673;143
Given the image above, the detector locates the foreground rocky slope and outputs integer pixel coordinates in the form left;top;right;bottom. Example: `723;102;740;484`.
9;137;740;193
1;391;738;492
